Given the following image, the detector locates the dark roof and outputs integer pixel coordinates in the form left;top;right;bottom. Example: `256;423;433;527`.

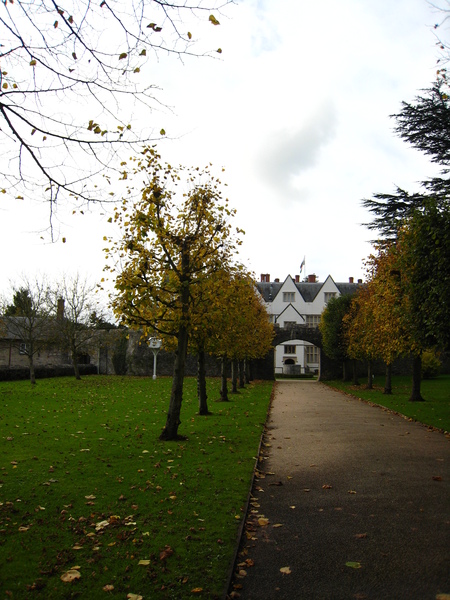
256;280;361;303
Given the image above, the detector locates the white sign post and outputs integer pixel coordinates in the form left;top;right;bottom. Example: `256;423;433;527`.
148;338;162;380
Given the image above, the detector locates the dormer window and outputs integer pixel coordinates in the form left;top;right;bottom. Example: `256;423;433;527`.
283;292;295;302
324;292;337;304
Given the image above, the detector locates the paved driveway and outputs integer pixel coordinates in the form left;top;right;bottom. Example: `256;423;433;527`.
229;381;449;600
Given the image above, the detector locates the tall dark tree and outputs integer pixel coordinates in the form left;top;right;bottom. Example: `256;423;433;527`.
362;80;450;401
319;294;354;382
362;81;449;241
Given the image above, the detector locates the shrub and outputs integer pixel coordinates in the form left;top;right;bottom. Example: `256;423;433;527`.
421;350;441;379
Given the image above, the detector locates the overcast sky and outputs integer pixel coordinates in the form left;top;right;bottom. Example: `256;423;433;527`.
0;0;445;298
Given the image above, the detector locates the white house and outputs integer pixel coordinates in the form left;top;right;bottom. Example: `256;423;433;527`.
256;273;361;375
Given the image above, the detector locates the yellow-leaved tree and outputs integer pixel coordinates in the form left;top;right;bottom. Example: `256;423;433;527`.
105;147;245;440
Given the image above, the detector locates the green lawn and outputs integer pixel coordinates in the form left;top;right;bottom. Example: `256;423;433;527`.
0;376;273;599
324;374;450;432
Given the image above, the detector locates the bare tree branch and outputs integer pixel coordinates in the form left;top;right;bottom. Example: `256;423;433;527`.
0;0;233;208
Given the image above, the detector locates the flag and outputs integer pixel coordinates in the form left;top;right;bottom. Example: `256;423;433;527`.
300;257;305;272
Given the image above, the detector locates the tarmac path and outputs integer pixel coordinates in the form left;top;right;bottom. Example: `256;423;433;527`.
229;380;449;600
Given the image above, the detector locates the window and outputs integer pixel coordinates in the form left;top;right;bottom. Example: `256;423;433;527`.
284;345;296;355
305;345;320;363
283;292;295;302
19;343;29;355
306;315;321;327
324;292;337;304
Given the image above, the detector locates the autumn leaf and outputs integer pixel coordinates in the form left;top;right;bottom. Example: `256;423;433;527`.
322;484;333;489
119;52;128;60
258;517;269;526
159;545;174;561
191;589;203;594
103;584;114;591
138;560;150;566
209;15;220;25
61;569;81;582
345;561;362;569
280;566;291;574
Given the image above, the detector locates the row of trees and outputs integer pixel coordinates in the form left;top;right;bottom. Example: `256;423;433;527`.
0;275;113;384
105;147;274;440
320;81;450;401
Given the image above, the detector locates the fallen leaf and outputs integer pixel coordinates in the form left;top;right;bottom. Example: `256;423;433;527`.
273;523;283;528
280;566;291;574
345;561;362;569
191;588;203;594
348;490;357;494
322;484;333;489
258;518;269;526
138;560;150;566
436;595;450;600
103;584;114;591
159;546;174;561
355;533;368;539
127;595;143;600
432;476;443;481
61;569;81;582
95;520;109;531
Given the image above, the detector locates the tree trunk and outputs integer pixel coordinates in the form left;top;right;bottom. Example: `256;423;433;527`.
245;359;252;383
231;359;238;393
239;360;245;388
220;356;229;402
410;354;425;402
28;354;36;385
384;363;392;395
71;351;81;380
197;350;209;415
352;359;359;385
160;326;189;440
366;360;373;389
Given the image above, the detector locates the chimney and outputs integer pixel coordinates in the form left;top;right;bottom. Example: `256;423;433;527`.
349;277;354;283
358;278;363;284
57;298;65;320
260;274;270;283
274;278;280;283
307;274;316;283
295;275;300;283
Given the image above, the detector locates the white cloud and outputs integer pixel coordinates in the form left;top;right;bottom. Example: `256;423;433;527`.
257;102;338;202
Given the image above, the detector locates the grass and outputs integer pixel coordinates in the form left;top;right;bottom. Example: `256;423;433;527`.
323;374;450;432
0;375;273;599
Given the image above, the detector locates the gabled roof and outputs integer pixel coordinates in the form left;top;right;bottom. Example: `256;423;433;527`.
276;304;305;323
256;276;361;304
